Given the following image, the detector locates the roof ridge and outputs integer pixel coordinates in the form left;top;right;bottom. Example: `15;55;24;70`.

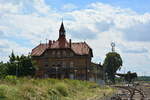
72;42;85;44
83;41;91;49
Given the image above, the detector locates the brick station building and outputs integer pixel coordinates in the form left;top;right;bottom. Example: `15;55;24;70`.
31;22;101;81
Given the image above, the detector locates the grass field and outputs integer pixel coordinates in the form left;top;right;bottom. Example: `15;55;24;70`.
0;76;115;100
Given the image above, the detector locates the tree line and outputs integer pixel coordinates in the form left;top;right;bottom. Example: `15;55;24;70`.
0;50;136;84
0;52;36;78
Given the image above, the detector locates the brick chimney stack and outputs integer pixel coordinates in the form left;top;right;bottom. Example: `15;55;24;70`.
49;40;52;48
69;39;72;48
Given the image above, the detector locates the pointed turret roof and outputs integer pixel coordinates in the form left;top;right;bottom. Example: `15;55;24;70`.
59;21;66;34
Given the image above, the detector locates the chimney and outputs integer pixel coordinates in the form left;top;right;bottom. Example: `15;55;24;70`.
69;39;71;48
49;40;52;48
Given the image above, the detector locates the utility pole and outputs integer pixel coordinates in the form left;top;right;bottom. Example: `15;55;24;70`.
86;58;88;81
14;60;19;77
74;69;77;79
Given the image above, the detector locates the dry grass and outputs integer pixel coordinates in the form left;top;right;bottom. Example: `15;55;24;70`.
0;76;115;100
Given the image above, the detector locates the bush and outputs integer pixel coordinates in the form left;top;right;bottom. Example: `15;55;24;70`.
48;88;59;95
0;85;8;98
4;75;18;84
20;84;39;100
55;83;68;97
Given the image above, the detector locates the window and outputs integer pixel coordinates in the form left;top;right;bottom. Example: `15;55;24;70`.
52;51;55;55
45;64;48;67
63;51;66;56
44;61;48;68
62;62;66;68
70;52;73;57
44;52;48;56
70;61;74;68
57;51;60;57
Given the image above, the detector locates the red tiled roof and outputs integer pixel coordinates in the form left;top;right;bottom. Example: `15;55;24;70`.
31;40;92;56
51;38;69;48
31;44;48;56
71;42;90;55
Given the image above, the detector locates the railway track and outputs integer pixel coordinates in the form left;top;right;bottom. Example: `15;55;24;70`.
112;85;146;100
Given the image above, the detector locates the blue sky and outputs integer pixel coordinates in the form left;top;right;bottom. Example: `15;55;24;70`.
0;0;150;76
45;0;150;13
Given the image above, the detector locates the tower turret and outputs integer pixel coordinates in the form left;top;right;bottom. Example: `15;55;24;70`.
59;21;66;39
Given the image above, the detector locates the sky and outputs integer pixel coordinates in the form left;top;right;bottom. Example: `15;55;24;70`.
0;0;150;76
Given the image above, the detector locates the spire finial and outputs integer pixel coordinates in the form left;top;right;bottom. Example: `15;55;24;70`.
59;20;66;36
62;17;63;22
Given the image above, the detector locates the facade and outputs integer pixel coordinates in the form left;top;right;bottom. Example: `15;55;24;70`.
31;22;95;80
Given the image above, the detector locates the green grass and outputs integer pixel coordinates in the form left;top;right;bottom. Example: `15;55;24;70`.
0;76;115;100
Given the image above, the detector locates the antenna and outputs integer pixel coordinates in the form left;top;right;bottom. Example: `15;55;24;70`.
46;38;48;48
46;38;48;44
11;49;14;53
111;42;115;52
44;28;49;48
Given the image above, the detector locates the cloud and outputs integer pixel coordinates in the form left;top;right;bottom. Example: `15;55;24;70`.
94;21;115;32
0;39;30;62
0;3;20;14
0;1;150;75
122;48;148;54
122;21;150;41
33;0;51;15
62;3;77;11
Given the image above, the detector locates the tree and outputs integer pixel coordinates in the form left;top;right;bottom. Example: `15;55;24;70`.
124;71;137;84
9;51;16;63
18;55;36;76
116;71;137;84
1;52;36;77
103;52;122;83
0;62;8;78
